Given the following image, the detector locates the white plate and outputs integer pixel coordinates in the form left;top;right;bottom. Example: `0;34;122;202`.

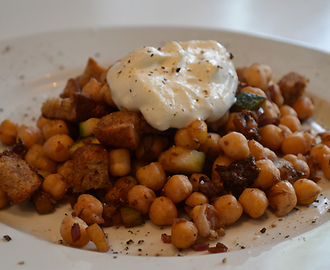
1;26;330;270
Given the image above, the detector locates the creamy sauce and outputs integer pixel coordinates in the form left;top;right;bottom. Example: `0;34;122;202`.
107;40;238;131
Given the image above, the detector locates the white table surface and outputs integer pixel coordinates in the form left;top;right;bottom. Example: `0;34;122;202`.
0;0;329;53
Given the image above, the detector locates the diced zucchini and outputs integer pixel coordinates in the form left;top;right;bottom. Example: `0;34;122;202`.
79;118;100;138
234;92;266;111
119;206;144;228
68;135;100;156
158;146;205;174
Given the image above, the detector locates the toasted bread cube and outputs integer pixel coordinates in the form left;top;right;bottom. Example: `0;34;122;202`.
93;111;141;150
0;151;42;203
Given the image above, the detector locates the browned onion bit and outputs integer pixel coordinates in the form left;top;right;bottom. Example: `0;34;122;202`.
71;223;81;242
208;242;228;253
216;156;259;198
161;233;171;244
191;242;209;252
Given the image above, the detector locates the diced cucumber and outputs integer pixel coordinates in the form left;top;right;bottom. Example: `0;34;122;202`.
119;206;144;228
79;118;100;137
158;146;205;174
234;92;266;111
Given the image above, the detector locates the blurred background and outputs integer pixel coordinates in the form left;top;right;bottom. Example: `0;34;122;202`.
0;0;329;53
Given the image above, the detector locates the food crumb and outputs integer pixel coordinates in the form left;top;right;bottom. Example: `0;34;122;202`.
222;258;228;263
18;261;24;265
3;235;12;241
260;228;267;234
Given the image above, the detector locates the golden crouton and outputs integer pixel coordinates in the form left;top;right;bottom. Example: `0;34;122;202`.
41;93;114;123
69;144;111;193
75;58;106;88
60;78;81;99
0;150;42;203
93;111;142;150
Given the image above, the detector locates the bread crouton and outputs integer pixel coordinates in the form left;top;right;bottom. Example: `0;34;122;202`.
75;58;106;88
0;150;42;203
93;111;142;150
41;93;114;123
69;144;111;193
60;78;81;99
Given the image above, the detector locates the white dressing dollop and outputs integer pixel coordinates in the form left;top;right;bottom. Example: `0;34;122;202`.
107;40;238;131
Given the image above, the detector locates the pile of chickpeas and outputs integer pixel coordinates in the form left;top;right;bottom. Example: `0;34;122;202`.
1;60;330;252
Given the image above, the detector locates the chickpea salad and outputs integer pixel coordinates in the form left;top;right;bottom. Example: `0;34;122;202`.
1;38;330;258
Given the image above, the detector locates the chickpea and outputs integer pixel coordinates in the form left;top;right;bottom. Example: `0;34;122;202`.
60;214;90;247
190;205;202;221
248;139;266;161
242;63;269;90
238;188;268;218
185;192;209;208
259;124;284;151
198;133;222;154
211;154;234;183
268;82;284;107
279;105;298;117
127;185;156;216
252;159;281;190
261;100;280;120
73;194;104;225
33;155;58;174
16;125;43;148
136;162;166;191
187;119;208;144
42;120;70;141
57;160;74;180
164;175;193;203
0;119;18;145
171;218;198;249
42;173;68;201
219;131;249;160
321;154;330;179
263;147;277;161
292;96;315;120
213;194;243;225
268;181;297;217
278;124;293;137
309;143;330;166
174;128;200;150
281;132;310;155
43;134;75;162
194;203;225;239
24;144;44;166
108;148;131;177
293;178;322;205
280;115;301;133
36;115;51;130
283;154;310;179
240;86;267;97
149;196;178;226
189;173;209;191
0;187;8;209
319;132;330;148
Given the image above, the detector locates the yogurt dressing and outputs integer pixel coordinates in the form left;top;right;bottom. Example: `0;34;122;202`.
107;40;238;131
